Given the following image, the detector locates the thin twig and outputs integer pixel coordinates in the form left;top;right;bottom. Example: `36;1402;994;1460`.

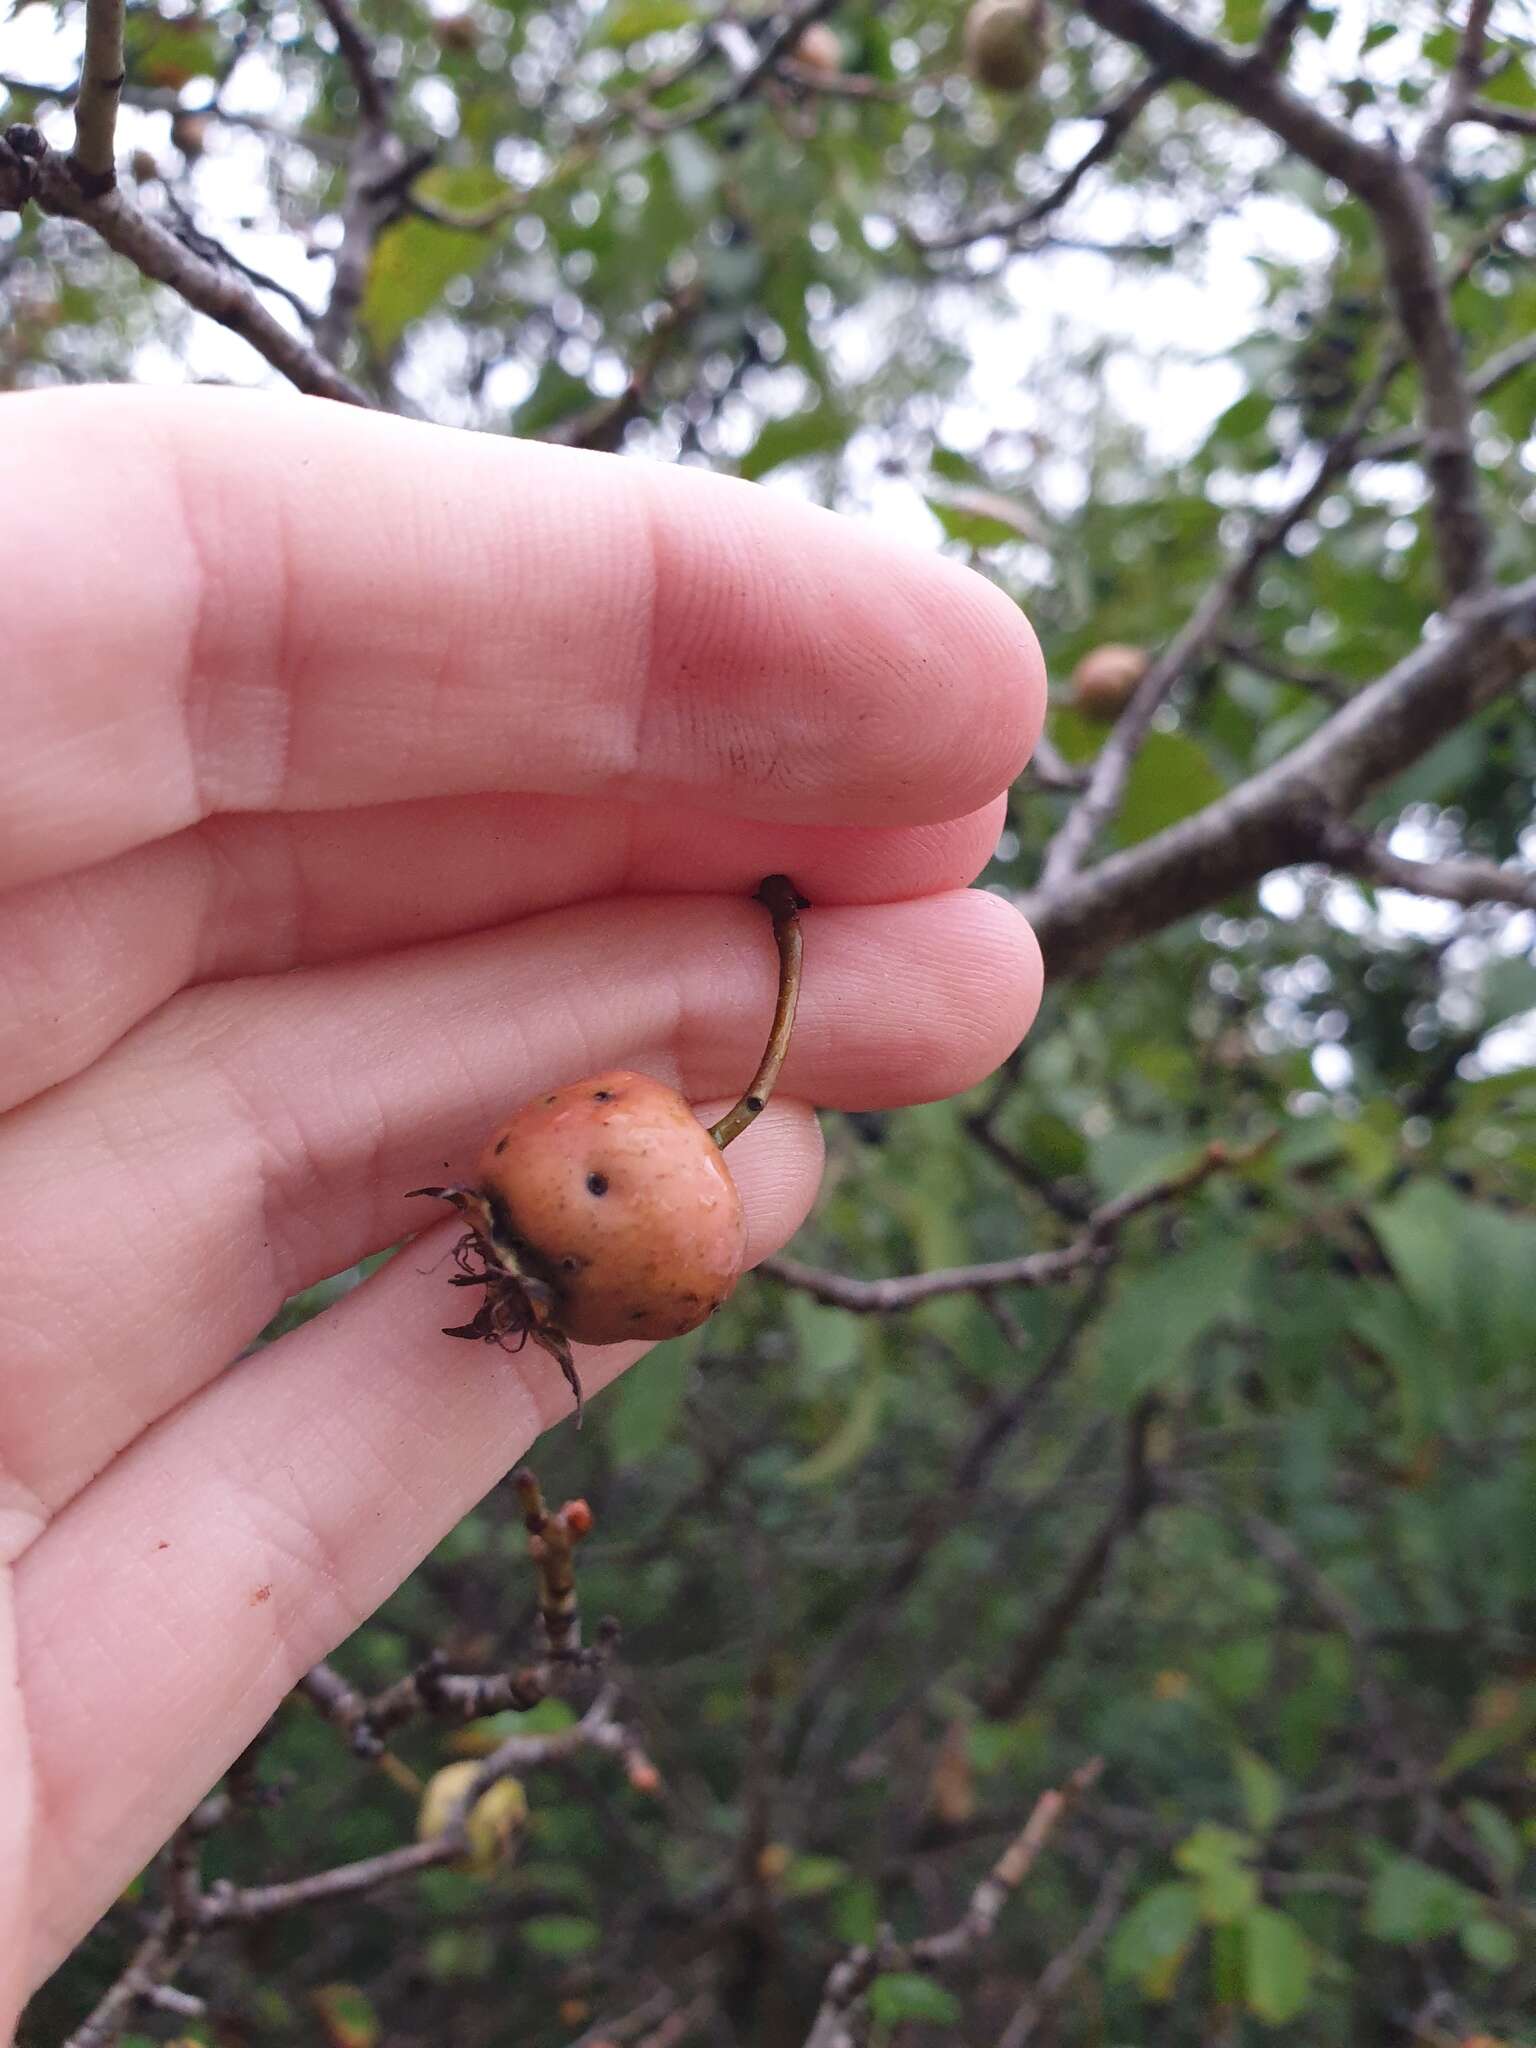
1418;0;1494;176
1075;0;1488;598
1251;0;1309;71
1039;349;1403;888
643;0;843;133
0;129;368;402
917;71;1164;253
1466;99;1536;138
983;1405;1159;1718
1321;822;1536;915
994;1850;1137;2048
802;1760;1104;2048
764;1136;1271;1311
70;0;125;190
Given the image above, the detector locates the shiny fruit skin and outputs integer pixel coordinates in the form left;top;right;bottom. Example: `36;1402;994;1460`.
1071;642;1149;720
475;1070;747;1346
963;0;1046;93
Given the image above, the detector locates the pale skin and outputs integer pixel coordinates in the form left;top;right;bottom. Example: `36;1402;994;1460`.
0;387;1046;2024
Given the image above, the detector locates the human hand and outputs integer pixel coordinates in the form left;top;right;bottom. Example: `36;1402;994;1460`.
0;387;1044;2015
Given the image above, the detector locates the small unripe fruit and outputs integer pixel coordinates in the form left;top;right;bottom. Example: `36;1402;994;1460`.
1071;642;1149;720
562;1498;594;1537
963;0;1047;93
417;1763;527;1875
792;22;844;73
130;148;161;185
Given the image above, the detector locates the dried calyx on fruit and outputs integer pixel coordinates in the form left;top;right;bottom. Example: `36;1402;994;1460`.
409;876;808;1425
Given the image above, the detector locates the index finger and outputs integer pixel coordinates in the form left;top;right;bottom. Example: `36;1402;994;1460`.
1;388;1044;893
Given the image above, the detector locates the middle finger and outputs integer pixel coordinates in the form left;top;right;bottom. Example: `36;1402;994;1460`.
1;887;1039;1526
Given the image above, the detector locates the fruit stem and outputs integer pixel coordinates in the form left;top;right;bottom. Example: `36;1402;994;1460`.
709;874;808;1151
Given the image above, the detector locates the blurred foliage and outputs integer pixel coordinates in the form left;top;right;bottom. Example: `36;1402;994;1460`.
10;0;1536;2041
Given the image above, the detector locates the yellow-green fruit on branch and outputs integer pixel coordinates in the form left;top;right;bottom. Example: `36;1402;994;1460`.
963;0;1048;93
417;1763;528;1876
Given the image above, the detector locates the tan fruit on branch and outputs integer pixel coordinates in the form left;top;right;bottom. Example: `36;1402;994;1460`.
432;11;479;52
792;21;845;73
1071;642;1149;720
170;111;209;159
963;0;1047;93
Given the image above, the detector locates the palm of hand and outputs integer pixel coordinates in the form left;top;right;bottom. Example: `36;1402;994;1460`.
0;386;1043;2018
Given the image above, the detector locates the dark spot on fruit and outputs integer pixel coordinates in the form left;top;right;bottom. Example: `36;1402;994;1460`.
494;1135;509;1155
560;1255;582;1273
629;1307;646;1321
587;1171;609;1196
593;1088;613;1101
544;1093;557;1104
251;1583;272;1605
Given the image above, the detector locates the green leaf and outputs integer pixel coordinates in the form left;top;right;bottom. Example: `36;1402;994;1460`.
1111;732;1226;847
1175;1824;1260;1924
605;1330;700;1465
1241;1906;1313;2024
1366;1855;1481;1942
1460;1798;1524;1883
1460;1915;1517;1971
785;1362;884;1486
588;0;697;44
1095;1238;1251;1407
738;401;850;481
1234;1750;1285;1835
780;1853;849;1898
360;168;508;354
1108;1881;1202;1991
865;1974;961;2025
521;1914;600;1958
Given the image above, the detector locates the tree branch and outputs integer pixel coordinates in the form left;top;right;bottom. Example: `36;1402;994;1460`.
1418;0;1494;176
70;0;125;192
982;1404;1158;1718
1466;99;1536;138
916;71;1164;253
1074;0;1488;598
994;1850;1137;2048
310;0;408;365
1023;575;1536;979
643;0;843;134
0;126;369;403
764;1137;1268;1311
803;1760;1103;2048
1039;350;1403;887
1366;328;1536;462
1321;822;1536;915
